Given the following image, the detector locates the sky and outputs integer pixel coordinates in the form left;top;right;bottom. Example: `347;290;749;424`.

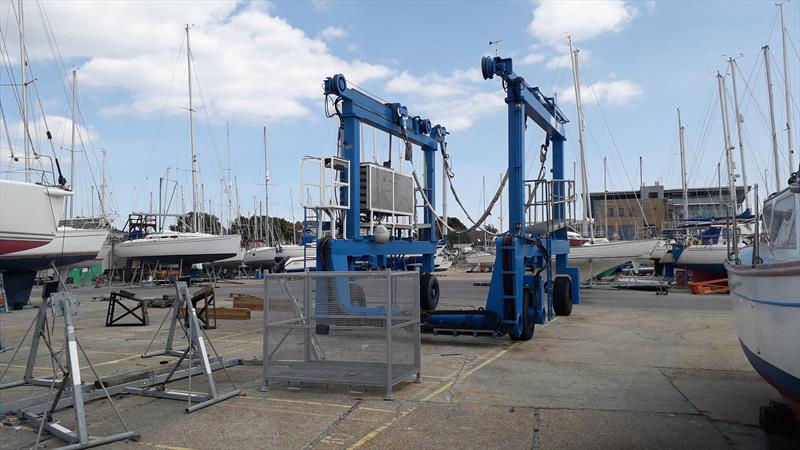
0;0;798;231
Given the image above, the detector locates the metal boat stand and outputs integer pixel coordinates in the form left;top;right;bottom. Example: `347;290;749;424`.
0;292;138;449
132;281;240;412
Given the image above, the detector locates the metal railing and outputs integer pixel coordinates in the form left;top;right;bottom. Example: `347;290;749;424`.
525;178;576;234
261;270;421;400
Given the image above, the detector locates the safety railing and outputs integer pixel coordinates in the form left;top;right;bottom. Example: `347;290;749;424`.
524;178;576;235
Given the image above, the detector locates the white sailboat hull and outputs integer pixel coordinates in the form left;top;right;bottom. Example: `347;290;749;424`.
211;248;245;268
243;246;277;268
568;239;659;259
0;227;109;270
114;233;240;264
728;259;800;416
275;245;307;260
675;244;729;267
0;180;71;255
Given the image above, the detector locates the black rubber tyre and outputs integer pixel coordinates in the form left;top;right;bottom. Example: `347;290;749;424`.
511;288;535;341
350;282;366;307
553;276;573;316
419;273;439;311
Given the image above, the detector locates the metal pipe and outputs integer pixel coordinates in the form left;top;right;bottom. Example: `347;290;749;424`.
187;25;198;232
70;69;77;217
678;109;689;220
763;45;782;190
779;3;795;171
20;0;30;182
728;58;750;211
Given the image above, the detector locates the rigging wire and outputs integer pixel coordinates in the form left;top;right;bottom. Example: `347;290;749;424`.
576;53;651;229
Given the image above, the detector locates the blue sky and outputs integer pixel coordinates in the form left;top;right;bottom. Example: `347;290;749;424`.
1;0;798;230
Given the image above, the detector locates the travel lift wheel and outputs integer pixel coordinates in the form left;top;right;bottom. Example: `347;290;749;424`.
511;288;535;341
553;275;573;316
420;273;440;311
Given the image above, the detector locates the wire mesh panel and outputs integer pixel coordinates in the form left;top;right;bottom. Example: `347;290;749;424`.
261;271;420;400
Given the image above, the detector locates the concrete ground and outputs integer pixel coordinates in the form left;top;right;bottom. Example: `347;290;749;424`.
1;272;798;449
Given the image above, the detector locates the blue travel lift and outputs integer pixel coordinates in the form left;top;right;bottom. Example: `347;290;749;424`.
315;55;579;341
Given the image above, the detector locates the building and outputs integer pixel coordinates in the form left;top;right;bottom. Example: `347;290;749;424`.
588;183;748;240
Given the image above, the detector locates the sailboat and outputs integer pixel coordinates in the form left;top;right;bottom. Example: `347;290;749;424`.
114;25;239;266
675;62;755;282
0;180;70;255
728;6;799;423
242;127;315;271
728;181;799;419
564;40;658;281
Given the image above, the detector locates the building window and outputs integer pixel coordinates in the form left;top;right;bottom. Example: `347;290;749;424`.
621;225;635;240
649;192;658;199
608;208;614;217
618;207;625;217
629;208;635;217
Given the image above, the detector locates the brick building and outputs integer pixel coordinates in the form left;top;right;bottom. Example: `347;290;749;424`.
588;183;748;240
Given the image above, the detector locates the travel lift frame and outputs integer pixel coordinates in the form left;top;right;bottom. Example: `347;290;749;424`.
316;55;578;341
423;56;579;340
319;73;444;273
312;73;445;319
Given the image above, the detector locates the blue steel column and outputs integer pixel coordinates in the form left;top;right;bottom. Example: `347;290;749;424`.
422;145;436;273
508;85;526;235
341;99;361;241
551;136;565;239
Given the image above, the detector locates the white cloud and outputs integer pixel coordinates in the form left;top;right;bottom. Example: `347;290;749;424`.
311;0;332;11
14;2;390;123
557;80;643;106
319;26;347;40
545;48;589;70
529;0;637;47
384;70;503;131
6;115;97;151
519;54;545;65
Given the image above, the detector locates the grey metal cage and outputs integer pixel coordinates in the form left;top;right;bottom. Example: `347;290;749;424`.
261;270;421;400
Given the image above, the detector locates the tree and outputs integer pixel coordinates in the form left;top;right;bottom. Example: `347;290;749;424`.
169;211;224;234
447;216;467;232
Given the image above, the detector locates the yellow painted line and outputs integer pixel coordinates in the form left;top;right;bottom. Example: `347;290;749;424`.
214;330;259;340
412;366;465;400
236;396;395;414
420;374;456;380
84;350;140;356
214;339;261;344
421;342;519;401
141;443;195;450
219;402;382;423
2;364;51;371
85;354;141;368
347;408;414;449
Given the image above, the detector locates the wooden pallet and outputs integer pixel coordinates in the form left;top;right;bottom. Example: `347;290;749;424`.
232;295;263;311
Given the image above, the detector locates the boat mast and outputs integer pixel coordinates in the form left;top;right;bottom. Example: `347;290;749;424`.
763;45;782;190
186;24;199;233
70;69;77;217
779;2;795;171
568;37;593;239
678;109;689;220
263;126;272;245
289;187;297;245
226;121;233;233
728;58;750;211
19;0;30;182
603;156;608;237
716;73;738;214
